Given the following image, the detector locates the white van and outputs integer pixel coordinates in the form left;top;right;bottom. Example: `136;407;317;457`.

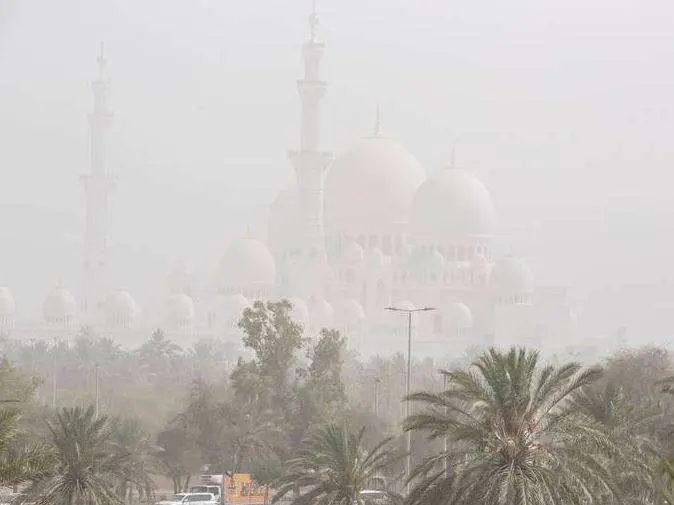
157;493;217;505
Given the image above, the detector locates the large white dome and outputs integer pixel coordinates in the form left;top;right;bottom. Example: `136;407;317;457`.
218;236;276;296
0;287;16;317
43;286;77;324
268;186;300;255
325;134;426;238
104;290;138;328
411;167;494;242
162;293;195;328
489;255;534;296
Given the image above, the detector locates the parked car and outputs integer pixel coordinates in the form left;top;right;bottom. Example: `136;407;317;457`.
156;493;217;505
359;490;390;505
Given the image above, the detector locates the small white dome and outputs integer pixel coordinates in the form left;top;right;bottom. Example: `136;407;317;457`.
268;186;300;255
366;247;385;270
489;255;534;295
309;297;334;330
551;305;579;337
411;167;494;242
288;297;310;326
0;287;16;317
43;285;77;323
162;293;195;328
325;135;426;237
104;290;138;327
445;302;473;329
167;260;191;295
335;298;365;325
429;250;445;270
218;235;276;295
561;306;579;335
224;293;252;317
472;253;490;273
343;242;365;264
210;293;251;330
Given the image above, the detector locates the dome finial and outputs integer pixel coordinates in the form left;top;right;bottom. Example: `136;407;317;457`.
244;224;252;237
450;146;455;168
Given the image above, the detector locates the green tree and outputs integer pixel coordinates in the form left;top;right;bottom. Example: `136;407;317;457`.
0;408;50;488
176;378;281;474
175;379;227;470
572;382;657;503
156;426;202;493
27;405;125;505
110;418;157;504
288;329;347;456
273;422;399;505
0;359;50;488
236;300;306;409
405;347;617;505
251;456;283;505
136;329;182;376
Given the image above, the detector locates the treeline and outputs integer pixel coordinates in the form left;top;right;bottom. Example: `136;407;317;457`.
0;300;673;504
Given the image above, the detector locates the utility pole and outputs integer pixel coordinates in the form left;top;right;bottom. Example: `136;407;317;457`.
52;339;57;409
374;377;381;418
442;372;448;478
385;305;436;494
94;363;100;419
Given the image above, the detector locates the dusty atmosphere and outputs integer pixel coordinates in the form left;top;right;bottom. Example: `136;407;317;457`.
0;1;673;504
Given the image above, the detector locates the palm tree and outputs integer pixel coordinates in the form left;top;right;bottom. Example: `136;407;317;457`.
572;382;657;503
0;408;50;487
26;405;126;505
273;422;399;505
110;417;157;504
405;347;618;505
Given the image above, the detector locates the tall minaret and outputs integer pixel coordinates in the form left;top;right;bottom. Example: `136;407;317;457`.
289;1;333;258
80;43;117;321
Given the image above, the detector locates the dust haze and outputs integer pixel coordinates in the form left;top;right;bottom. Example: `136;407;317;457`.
0;0;674;501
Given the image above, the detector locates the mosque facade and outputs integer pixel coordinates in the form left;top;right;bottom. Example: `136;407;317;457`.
0;10;579;357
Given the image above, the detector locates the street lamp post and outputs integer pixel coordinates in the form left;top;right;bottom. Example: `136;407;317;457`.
52;338;58;409
374;377;381;418
442;372;448;478
94;363;100;419
385;305;435;493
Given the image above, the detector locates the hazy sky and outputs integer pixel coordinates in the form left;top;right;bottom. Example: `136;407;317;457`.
1;0;673;309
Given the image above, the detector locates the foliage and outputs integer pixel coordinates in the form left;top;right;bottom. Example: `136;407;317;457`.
273;422;400;505
156;425;202;493
236;299;306;409
27;406;127;505
405;347;617;505
0;408;50;487
572;382;658;503
3;304;674;504
110;417;157;502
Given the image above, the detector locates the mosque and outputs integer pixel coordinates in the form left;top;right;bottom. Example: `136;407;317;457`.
0;8;579;357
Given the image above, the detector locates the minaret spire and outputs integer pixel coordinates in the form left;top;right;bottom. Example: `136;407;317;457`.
80;44;117;322
310;0;318;41
289;1;333;261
